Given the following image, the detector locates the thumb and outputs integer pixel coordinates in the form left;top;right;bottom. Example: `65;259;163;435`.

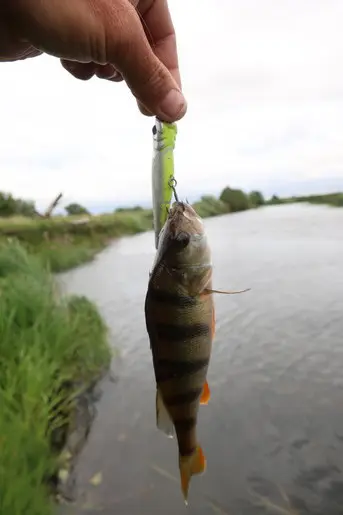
103;2;187;122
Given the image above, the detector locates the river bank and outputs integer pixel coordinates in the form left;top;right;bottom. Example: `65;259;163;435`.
0;190;262;273
0;190;342;275
0;241;111;515
0;209;154;272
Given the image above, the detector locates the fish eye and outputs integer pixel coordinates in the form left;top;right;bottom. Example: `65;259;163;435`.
175;231;190;249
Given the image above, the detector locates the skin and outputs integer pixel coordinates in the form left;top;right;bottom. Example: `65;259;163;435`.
0;0;187;122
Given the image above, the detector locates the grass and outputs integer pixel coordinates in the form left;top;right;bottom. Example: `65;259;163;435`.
266;192;343;208
1;190;343;274
0;199;229;273
0;210;154;272
0;241;111;515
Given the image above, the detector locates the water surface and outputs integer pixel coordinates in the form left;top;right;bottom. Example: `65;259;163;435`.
59;204;343;514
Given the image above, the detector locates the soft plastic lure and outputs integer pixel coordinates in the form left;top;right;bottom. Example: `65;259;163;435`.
151;118;178;249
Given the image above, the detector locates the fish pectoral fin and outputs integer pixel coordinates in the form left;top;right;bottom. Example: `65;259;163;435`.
200;381;211;405
204;287;251;295
179;445;206;504
156;388;174;438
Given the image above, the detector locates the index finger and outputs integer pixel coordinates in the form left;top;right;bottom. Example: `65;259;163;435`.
138;0;182;89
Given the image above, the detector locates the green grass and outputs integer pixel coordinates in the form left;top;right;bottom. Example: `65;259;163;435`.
2;190;342;275
0;210;154;272
0;201;229;273
0;241;111;515
265;192;343;208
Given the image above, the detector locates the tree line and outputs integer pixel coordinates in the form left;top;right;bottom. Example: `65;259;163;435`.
0;187;267;218
3;187;341;219
0;191;90;218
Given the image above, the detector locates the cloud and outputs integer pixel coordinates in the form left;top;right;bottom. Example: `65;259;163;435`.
1;0;343;211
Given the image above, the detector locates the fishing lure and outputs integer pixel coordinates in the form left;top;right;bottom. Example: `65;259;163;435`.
151;118;178;249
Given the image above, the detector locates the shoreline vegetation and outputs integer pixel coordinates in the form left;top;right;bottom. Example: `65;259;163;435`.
1;188;342;273
0;241;111;514
0;187;342;513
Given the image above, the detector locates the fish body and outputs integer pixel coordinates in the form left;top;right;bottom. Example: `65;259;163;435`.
145;201;214;503
151;118;178;249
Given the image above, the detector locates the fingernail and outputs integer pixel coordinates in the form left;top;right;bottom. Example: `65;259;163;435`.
159;89;187;121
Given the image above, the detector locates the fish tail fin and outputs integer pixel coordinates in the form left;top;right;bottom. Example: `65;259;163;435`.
179;445;206;504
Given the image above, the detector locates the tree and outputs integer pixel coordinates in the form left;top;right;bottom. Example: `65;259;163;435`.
249;190;265;208
115;205;144;213
219;187;250;212
0;191;36;217
269;194;281;205
65;203;90;216
192;195;226;218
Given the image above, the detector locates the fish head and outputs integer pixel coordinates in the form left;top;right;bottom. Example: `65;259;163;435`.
157;202;211;269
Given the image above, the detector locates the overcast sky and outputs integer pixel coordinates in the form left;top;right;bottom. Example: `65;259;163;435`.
2;0;343;211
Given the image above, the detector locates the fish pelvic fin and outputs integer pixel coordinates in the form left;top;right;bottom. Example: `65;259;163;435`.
156;388;174;438
204;287;251;295
179;445;206;505
200;381;211;405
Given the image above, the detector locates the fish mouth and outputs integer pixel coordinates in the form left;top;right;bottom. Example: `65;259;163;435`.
169;201;196;218
166;202;204;243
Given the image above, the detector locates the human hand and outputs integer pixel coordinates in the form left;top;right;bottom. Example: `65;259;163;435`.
1;0;187;122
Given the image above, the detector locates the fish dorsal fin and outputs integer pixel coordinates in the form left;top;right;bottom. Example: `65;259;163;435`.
156;388;174;438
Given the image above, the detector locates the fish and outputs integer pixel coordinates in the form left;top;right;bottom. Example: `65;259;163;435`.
145;201;249;504
151;118;178;250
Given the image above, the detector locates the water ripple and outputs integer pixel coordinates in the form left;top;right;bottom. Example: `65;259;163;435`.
60;205;343;515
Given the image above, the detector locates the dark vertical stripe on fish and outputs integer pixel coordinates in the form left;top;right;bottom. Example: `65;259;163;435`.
147;287;197;307
155;358;209;382
174;418;197;432
155;322;210;342
179;446;197;457
164;388;203;406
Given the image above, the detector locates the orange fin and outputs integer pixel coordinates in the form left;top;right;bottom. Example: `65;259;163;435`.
200;381;211;405
204;287;250;295
179;445;206;505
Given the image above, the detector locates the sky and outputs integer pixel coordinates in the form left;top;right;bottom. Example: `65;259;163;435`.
2;0;343;212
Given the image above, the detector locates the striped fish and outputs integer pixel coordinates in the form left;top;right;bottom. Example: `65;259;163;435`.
145;202;248;503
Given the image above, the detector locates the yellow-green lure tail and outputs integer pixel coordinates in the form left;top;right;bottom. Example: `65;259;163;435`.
151;118;178;249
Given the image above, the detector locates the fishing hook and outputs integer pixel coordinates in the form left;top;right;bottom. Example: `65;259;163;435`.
168;176;179;202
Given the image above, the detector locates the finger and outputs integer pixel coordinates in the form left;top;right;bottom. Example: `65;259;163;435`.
61;60;96;80
138;0;182;89
8;0;187;121
95;64;123;81
0;45;41;62
105;0;187;122
61;60;123;82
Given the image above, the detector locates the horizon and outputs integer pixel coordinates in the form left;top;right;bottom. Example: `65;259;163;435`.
4;178;341;215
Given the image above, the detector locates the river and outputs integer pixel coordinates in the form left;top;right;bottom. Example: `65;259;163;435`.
58;204;343;515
